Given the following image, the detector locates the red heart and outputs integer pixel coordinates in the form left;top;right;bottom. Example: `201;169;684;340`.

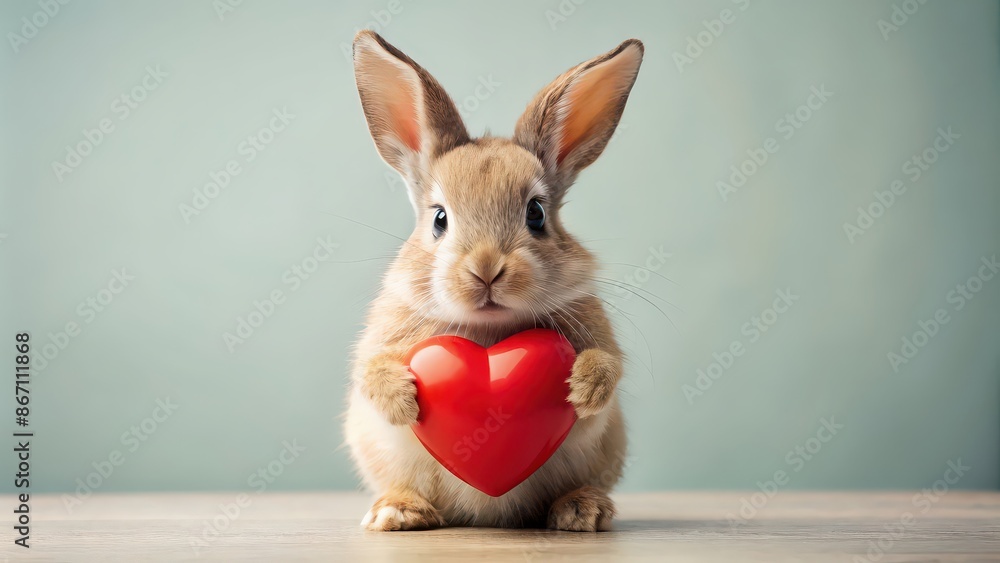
406;329;577;497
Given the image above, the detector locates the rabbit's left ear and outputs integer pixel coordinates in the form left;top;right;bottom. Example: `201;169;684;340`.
514;39;643;191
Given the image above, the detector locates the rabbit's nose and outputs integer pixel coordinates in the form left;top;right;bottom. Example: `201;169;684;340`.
470;266;506;289
465;245;507;290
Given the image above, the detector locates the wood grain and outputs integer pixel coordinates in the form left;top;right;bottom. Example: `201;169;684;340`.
3;491;998;561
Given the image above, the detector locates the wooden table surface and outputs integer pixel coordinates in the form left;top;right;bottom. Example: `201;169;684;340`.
3;491;999;562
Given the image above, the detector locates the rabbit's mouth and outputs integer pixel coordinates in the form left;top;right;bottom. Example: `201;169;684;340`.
476;299;506;312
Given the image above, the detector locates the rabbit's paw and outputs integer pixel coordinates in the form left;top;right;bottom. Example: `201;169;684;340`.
547;486;615;532
566;349;621;418
361;354;419;426
361;492;445;531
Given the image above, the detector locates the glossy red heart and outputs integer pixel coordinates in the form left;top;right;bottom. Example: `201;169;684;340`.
406;329;577;497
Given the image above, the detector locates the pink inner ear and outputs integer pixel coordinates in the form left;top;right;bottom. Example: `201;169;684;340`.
558;80;615;164
557;47;640;165
390;95;421;153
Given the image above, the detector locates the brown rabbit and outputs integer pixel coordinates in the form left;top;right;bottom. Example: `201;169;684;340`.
344;30;643;532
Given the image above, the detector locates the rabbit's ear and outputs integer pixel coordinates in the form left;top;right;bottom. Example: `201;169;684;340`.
514;39;643;192
353;31;470;199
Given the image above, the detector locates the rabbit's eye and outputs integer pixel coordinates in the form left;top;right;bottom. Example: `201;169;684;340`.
526;199;545;233
432;207;447;238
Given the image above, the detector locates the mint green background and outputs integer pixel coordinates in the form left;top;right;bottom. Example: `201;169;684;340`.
1;1;998;495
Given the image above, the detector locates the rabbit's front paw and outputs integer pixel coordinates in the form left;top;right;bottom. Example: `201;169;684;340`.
567;349;621;418
361;354;418;425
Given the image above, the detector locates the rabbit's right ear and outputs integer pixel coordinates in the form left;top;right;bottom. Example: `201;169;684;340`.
353;31;470;203
514;40;643;194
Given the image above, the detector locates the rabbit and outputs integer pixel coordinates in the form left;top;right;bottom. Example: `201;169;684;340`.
344;30;643;532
